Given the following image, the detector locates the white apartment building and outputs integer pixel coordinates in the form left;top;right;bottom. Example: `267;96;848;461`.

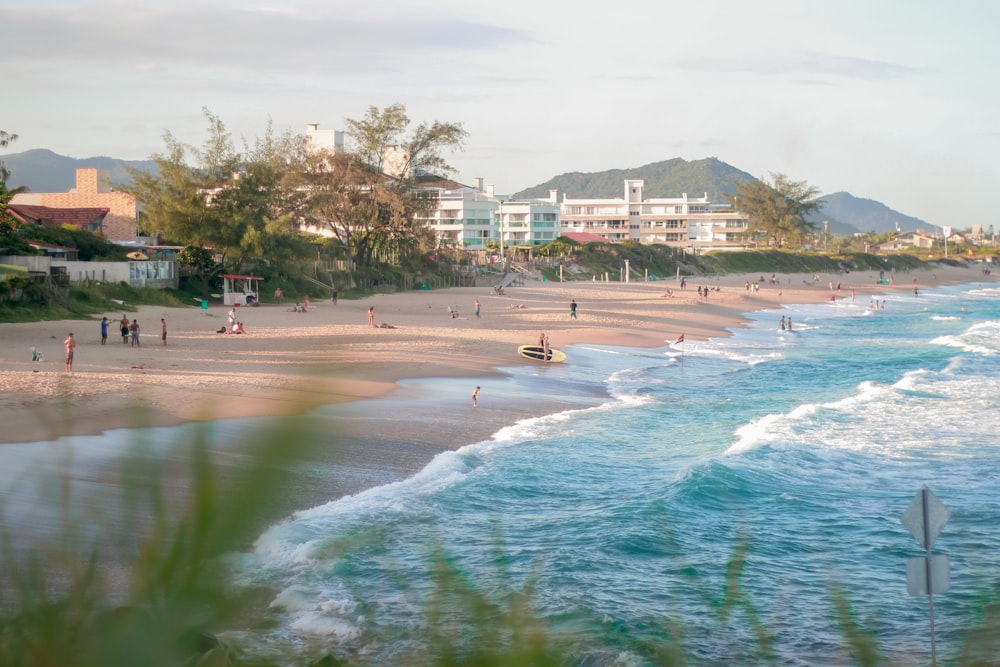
560;179;749;249
417;178;560;250
417;181;497;250
304;123;345;155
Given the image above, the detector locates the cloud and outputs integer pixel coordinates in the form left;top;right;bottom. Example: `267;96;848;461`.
678;50;927;81
2;3;532;75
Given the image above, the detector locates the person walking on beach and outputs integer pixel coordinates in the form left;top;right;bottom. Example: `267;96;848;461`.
64;332;75;373
161;318;167;346
368;306;375;327
100;317;108;345
474;299;481;318
472;386;480;408
129;319;140;347
274;287;282;304
120;314;130;344
570;299;577;319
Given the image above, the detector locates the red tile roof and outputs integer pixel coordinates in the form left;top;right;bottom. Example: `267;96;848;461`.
560;232;610;244
7;204;110;230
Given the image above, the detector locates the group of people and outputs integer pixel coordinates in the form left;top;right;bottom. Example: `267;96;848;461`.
104;314;163;347
63;314;166;373
216;321;247;335
219;307;247;334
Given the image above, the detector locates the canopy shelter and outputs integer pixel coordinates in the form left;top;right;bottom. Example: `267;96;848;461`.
222;274;263;306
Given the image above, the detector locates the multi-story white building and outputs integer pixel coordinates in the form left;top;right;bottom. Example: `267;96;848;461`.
417;181;497;250
560;179;749;249
417;178;560;250
304;123;345;155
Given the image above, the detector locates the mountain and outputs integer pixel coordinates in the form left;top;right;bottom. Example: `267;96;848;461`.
515;157;933;236
811;192;936;236
515;157;756;203
0;149;156;193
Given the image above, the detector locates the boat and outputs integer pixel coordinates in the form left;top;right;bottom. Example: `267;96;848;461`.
517;344;567;363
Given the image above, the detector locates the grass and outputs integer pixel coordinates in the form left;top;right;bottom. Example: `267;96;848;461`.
0;283;194;323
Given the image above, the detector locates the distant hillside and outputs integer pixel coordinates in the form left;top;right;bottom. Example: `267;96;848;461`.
0;149;156;193
516;157;934;236
515;157;756;202
812;192;936;236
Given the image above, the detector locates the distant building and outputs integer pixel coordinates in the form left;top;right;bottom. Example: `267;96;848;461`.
559;179;749;248
875;231;935;252
10;168;138;241
305;123;345;155
415;178;559;250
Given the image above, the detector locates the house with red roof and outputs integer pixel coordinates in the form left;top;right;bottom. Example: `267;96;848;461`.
10;168;138;241
7;203;110;233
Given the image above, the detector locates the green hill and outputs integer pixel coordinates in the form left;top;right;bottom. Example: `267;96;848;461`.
514;157;756;202
811;191;935;235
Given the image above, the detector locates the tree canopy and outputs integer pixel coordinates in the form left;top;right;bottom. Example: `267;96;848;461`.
123;104;466;286
121;109;305;294
0;131;35;254
731;173;823;248
297;103;466;268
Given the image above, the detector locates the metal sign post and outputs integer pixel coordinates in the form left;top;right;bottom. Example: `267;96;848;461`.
900;486;951;666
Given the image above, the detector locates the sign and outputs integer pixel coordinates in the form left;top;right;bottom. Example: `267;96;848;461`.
907;555;951;596
900;486;951;665
900;487;950;549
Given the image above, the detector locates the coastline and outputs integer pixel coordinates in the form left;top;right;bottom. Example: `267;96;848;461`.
0;266;990;450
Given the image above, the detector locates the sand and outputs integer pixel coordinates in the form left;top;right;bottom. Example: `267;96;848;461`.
1;265;990;450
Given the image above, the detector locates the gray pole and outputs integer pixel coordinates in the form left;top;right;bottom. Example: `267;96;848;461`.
922;487;937;666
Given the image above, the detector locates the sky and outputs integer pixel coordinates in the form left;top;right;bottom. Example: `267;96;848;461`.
4;0;999;230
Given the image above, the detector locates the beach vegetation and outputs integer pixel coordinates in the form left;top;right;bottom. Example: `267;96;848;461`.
731;173;823;249
0;280;190;322
17;223;128;262
533;240;965;283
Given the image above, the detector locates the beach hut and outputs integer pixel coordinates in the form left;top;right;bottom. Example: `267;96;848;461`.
222;274;263;306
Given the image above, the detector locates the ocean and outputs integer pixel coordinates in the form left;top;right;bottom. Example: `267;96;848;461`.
240;281;1000;665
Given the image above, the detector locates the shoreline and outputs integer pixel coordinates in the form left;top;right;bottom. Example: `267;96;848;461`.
0;266;991;449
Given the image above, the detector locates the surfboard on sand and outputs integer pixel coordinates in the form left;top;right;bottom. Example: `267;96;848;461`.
517;344;567;363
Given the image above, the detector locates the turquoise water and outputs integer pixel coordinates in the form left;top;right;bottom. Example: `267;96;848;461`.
255;283;999;663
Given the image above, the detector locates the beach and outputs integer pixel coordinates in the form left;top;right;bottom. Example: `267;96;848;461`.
0;266;986;451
